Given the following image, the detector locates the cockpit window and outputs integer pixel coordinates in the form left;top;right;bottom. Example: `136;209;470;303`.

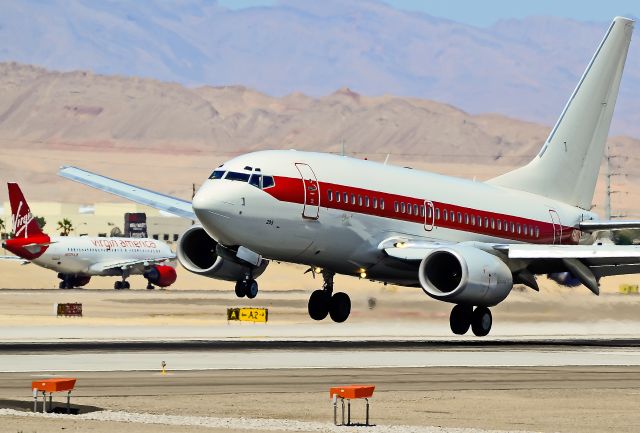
209;170;225;180
262;176;275;189
224;171;251;182
249;174;261;188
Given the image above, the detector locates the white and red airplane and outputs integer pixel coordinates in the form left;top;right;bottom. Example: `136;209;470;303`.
59;17;640;335
1;183;177;290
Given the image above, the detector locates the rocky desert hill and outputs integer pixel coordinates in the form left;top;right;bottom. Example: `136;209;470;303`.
0;62;638;218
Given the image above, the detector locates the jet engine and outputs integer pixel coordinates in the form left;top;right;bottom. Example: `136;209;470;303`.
418;245;513;306
144;265;177;287
177;225;268;281
73;276;91;287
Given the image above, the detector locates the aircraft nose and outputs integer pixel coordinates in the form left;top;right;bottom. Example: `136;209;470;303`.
191;182;238;242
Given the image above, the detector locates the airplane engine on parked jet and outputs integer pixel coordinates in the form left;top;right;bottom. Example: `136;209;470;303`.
547;272;581;287
177;225;268;281
418;246;513;306
144;265;177;287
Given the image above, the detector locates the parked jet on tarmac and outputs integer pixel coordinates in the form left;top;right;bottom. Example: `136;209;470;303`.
59;17;640;335
1;183;177;290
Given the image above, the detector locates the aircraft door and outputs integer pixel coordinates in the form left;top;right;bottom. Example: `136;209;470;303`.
295;163;320;219
424;200;435;231
549;209;562;244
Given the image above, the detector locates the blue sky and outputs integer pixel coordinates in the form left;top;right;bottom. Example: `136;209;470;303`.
219;0;640;26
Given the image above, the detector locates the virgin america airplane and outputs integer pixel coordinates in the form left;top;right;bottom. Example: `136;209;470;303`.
60;17;640;335
2;183;177;290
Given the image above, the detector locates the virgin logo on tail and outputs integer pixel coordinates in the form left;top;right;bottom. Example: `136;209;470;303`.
7;182;44;239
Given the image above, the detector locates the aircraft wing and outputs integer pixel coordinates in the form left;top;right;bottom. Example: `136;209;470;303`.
89;255;176;273
0;255;30;265
580;220;640;232
58;166;195;219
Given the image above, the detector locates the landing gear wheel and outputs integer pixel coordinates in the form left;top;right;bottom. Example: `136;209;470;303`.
235;280;247;298
146;283;155;290
329;292;351;323
59;281;69;289
308;290;330;321
123;281;130;289
471;306;492;337
245;280;258;299
449;304;472;335
114;281;123;290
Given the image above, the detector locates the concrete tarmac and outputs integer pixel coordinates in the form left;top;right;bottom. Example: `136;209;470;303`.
1;366;639;432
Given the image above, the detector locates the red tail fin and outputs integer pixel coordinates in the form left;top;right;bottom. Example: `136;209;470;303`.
7;182;44;238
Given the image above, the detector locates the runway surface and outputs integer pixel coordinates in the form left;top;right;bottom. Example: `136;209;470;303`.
3;338;640;372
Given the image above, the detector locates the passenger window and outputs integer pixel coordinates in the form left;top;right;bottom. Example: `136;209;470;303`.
343;192;348;203
504;221;508;231
394;201;399;212
401;203;406;213
470;215;475;226
457;212;462;223
523;225;528;236
420;205;425;217
535;227;540;238
407;204;412;215
491;218;495;230
517;224;521;234
380;199;385;210
484;217;489;228
464;214;469;224
365;196;370;207
414;204;419;215
444;211;448;221
511;222;515;233
497;220;502;230
373;198;378;209
436;209;440;220
262;176;275;188
351;194;356;205
209;170;225;179
358;195;363;206
428;207;433;218
336;192;341;203
328;190;333;201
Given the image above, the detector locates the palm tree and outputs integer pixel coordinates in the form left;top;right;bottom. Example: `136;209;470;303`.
57;218;74;236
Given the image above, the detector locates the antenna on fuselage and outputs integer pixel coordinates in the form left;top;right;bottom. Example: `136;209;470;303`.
383;153;390;165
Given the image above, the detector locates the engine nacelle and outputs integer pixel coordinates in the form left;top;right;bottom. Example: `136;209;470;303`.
177;225;268;281
144;265;177;287
418;245;513;306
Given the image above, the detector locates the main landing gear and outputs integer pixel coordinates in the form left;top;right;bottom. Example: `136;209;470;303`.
307;270;351;323
235;277;259;299
114;280;131;290
449;304;492;337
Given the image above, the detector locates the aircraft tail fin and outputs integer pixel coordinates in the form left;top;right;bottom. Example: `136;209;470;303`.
7;183;44;238
487;17;634;209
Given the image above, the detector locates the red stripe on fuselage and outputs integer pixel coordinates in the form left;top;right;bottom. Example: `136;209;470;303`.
264;176;579;245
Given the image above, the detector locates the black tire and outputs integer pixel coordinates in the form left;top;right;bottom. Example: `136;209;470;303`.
235;281;247;298
114;281;123;290
329;292;351;323
449;304;472;335
146;283;155;290
245;280;258;299
123;281;131;289
471;306;492;337
59;281;67;289
308;290;330;320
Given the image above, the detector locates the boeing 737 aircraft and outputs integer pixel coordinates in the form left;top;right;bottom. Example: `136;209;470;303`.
59;17;640;335
1;183;177;290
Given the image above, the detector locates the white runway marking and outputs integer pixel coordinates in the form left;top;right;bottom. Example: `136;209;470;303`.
2;348;640;372
0;408;535;433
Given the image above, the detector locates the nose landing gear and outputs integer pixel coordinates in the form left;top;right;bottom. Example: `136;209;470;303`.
449;304;493;336
307;270;351;323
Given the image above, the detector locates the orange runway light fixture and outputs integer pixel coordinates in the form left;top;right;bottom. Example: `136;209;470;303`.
32;378;76;413
329;385;375;426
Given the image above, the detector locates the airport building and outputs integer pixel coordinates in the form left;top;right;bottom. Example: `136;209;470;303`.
0;201;191;244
